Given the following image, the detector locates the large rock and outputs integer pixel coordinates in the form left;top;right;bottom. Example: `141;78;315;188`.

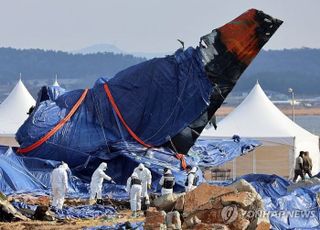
229;179;256;194
144;207;166;230
184;215;202;228
229;179;263;209
153;193;182;212
256;220;271;230
174;194;185;212
179;182;270;230
166;211;182;230
33;205;55;221
230;216;250;230
183;183;235;214
0;197;29;221
221;191;256;209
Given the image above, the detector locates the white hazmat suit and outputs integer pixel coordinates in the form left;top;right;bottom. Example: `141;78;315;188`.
89;162;114;203
51;162;69;210
126;172;142;216
159;169;175;195
185;166;198;192
133;163;152;205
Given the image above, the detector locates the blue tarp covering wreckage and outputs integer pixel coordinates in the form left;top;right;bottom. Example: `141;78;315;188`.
15;8;282;181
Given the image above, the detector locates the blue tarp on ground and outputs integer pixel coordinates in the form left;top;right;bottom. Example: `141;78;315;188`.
236;174;320;229
12;201;116;219
84;222;144;230
4;143;320;228
0;136;259;195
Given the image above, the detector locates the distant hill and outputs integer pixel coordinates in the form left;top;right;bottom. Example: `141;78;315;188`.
0;47;145;100
234;48;320;96
0;47;320;102
73;43;170;59
73;44;124;55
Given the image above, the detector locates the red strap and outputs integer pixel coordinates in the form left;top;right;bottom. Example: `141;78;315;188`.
175;153;187;170
18;89;89;154
104;83;187;169
103;83;152;148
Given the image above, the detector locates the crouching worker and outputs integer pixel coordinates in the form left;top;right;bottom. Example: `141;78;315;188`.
89;162;116;205
51;162;69;210
159;168;175;195
126;172;142;218
185;165;199;192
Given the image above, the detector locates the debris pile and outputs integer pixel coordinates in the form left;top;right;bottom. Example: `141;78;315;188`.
147;180;270;230
0;192;29;222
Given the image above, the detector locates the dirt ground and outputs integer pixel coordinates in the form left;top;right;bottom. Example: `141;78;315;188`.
0;209;145;230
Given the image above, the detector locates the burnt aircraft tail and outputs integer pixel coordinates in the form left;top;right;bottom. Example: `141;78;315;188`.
166;9;283;154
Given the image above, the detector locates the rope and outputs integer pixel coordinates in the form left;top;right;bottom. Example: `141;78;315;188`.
17;89;89;154
168;137;187;170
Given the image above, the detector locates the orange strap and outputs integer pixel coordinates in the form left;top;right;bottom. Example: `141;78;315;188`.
104;83;187;169
103;83;152;148
18;89;89;154
175;153;187;170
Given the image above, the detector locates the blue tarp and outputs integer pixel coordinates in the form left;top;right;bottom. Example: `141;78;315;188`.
0;137;259;195
84;222;144;230
234;174;320;229
0;146;87;195
12;201;116;219
16;48;212;168
14;48;217;192
189;138;261;167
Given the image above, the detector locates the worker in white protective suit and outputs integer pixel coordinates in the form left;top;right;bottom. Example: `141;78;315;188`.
133;163;152;209
159;168;175;195
51;162;69;210
89;162;116;205
126;172;142;218
185;165;198;192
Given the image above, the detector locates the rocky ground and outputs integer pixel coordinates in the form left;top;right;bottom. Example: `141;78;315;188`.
1;180;272;230
0;211;145;230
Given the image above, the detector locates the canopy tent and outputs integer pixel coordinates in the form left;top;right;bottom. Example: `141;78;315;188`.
0;79;35;146
52;75;60;87
201;82;320;178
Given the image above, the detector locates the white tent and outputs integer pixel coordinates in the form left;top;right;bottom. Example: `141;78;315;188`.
52;75;60;87
0;79;35;146
201;82;320;178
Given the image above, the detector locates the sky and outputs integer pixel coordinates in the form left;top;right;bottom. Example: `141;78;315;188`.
0;0;319;53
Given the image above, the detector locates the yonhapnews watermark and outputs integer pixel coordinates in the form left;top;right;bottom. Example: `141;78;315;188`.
221;205;318;224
